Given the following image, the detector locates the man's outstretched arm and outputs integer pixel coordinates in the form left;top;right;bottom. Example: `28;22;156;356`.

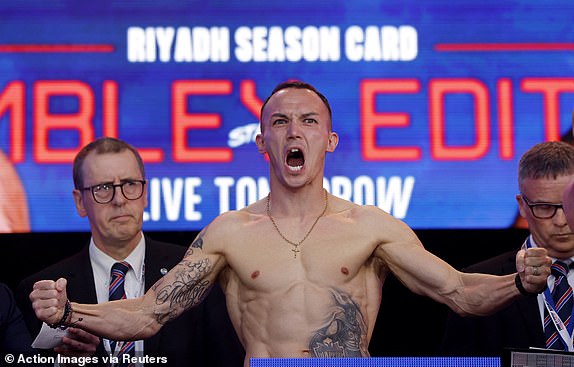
372;208;551;317
30;232;224;340
380;239;550;316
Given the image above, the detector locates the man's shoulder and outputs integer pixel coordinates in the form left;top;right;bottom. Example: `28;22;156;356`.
209;206;262;231
15;248;89;305
0;282;14;302
328;196;381;218
20;249;87;283
345;201;407;232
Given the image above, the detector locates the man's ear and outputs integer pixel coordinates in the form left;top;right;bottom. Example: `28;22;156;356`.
326;131;339;153
516;194;527;219
256;133;266;154
73;189;88;217
143;180;149;208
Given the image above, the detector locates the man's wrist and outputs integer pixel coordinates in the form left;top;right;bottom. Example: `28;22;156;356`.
49;299;72;329
514;273;545;297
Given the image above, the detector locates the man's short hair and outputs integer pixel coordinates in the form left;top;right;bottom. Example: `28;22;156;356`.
73;137;145;189
259;80;333;130
518;141;574;190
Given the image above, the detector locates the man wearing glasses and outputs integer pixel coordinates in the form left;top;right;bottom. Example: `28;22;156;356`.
442;140;574;355
16;137;244;366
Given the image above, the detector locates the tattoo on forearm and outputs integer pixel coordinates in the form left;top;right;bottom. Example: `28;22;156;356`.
191;236;203;249
152;258;213;324
309;290;368;357
185;232;205;257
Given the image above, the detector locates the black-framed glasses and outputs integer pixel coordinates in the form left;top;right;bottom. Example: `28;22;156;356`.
80;180;146;204
520;193;564;219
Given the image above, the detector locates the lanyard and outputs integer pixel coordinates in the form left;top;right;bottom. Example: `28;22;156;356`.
542;291;574;351
525;237;574;351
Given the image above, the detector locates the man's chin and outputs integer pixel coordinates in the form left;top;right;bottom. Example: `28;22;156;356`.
109;224;141;240
547;244;574;259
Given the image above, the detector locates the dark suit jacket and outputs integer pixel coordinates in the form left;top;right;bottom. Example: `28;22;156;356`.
0;283;34;354
440;248;545;356
16;236;245;367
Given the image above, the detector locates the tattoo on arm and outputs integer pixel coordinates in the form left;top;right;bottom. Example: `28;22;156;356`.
309;289;369;357
185;230;205;257
152;258;213;324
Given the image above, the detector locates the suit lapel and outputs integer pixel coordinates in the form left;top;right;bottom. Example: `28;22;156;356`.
144;238;170;290
66;245;98;304
63;245;107;358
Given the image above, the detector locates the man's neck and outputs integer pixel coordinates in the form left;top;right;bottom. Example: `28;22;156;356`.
93;232;143;260
267;184;327;218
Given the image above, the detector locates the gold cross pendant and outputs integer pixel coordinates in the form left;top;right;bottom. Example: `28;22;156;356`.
291;247;301;258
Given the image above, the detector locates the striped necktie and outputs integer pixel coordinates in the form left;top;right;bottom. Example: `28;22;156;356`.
109;262;136;367
544;261;573;350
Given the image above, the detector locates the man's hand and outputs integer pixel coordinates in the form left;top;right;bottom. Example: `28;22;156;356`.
54;328;100;357
516;247;551;294
30;278;69;325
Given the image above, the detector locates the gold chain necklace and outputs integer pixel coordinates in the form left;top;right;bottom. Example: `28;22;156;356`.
266;189;328;258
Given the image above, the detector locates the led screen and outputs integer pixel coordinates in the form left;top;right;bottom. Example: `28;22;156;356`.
1;1;573;232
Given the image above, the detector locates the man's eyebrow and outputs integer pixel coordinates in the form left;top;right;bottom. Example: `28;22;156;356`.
270;112;289;119
94;181;114;185
90;178;140;186
270;112;319;118
301;112;319;118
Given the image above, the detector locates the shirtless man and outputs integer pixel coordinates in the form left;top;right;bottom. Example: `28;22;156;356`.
31;81;551;365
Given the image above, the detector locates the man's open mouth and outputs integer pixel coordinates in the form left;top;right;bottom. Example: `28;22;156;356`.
286;148;304;171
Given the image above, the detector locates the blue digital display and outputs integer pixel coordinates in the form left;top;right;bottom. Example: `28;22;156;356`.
1;1;573;232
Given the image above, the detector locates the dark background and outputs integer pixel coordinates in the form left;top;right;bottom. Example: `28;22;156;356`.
1;228;527;355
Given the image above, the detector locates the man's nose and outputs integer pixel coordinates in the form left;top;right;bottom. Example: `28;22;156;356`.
554;206;568;226
287;121;302;138
111;184;127;205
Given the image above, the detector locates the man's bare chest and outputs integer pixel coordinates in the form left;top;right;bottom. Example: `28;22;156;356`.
224;219;379;294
